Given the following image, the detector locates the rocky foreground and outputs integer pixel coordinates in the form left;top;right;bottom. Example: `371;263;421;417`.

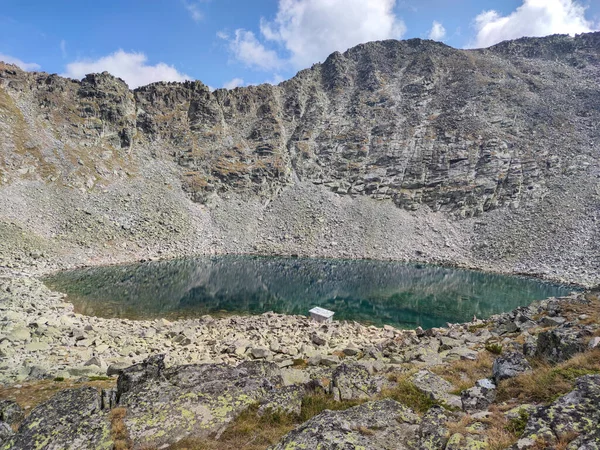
0;275;598;449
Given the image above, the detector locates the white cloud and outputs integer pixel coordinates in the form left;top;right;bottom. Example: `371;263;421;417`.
471;0;597;48
428;21;446;41
62;50;191;89
0;53;40;71
223;77;244;89
262;0;406;68
222;0;406;71
183;1;203;22
60;40;67;58
222;29;283;70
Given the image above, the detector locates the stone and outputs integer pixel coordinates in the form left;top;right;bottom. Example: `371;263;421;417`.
516;375;600;449
0;422;13;445
492;352;532;383
257;385;305;417
281;368;310;386
8;327;30;342
106;362;130;377
411;370;462;409
439;336;463;350
461;379;497;413
319;355;340;367
539;316;567;327
342;345;360;356
0;400;24;426
535;327;589;363
417;406;453;450
2;387;112;449
330;363;383;401
310;333;327;346
84;356;104;367
588;336;600;349
270;399;420;450
117;357;285;448
250;347;272;359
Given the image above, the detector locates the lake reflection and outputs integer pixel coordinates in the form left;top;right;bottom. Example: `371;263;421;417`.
44;256;573;329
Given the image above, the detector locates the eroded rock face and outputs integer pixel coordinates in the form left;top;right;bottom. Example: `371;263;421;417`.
117;357;286;448
270;399;420;450
1;387;112;450
516;375;600;449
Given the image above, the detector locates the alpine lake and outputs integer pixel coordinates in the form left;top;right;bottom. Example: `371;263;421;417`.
44;256;574;330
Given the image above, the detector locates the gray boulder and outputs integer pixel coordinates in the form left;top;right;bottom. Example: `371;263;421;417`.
461;378;497;413
0;400;24;426
535;327;590;363
492;352;532;383
411;370;462;409
117;356;285;448
2;387;112;450
330;363;383;401
515;375;600;449
270;399;420;450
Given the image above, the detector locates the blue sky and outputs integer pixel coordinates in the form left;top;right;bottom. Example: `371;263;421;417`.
1;0;598;89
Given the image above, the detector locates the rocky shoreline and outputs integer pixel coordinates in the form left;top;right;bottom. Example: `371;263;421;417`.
1;270;599;448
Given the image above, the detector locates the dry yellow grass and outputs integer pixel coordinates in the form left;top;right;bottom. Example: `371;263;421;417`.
497;349;600;403
110;407;133;450
432;351;494;393
0;378;116;413
168;404;298;450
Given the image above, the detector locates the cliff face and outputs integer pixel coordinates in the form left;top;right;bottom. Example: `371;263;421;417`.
0;33;599;284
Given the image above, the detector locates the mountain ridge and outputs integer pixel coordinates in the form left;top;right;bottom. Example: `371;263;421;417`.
0;32;598;286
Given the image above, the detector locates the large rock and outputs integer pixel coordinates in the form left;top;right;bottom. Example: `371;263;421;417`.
270;399;420;450
1;387;112;450
492;352;532;383
117;356;285;448
516;375;600;449
461;379;497;413
411;370;462;409
330;363;383;401
535;327;589;363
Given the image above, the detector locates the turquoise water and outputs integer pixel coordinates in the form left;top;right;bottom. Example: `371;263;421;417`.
44;256;574;329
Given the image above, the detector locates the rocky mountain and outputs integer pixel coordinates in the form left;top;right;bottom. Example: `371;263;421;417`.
0;32;599;285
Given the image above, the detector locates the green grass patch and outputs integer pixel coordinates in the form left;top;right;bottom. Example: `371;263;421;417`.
485;343;503;355
299;392;364;422
382;378;438;414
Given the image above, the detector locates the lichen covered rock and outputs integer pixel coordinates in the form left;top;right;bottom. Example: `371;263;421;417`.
270;399;420;449
492;352;532;383
117;356;286;448
1;387;112;450
330;363;383;401
516;375;600;449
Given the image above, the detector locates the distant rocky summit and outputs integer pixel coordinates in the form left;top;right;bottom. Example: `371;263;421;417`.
0;33;599;285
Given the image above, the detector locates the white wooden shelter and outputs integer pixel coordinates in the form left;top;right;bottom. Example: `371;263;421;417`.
309;307;335;323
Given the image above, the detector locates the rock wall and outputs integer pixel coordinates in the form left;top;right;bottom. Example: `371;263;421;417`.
0;33;599;284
